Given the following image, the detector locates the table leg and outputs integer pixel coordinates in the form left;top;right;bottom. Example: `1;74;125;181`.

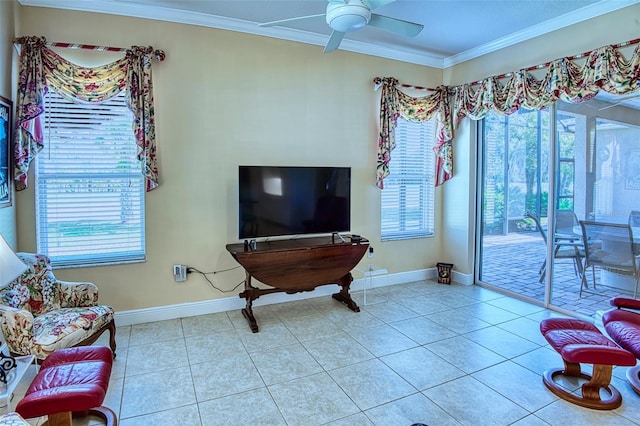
331;273;360;312
241;304;259;333
239;272;260;333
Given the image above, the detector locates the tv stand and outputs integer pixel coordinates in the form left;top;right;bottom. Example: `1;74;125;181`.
226;236;369;332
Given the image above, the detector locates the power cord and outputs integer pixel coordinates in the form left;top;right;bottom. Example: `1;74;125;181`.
186;266;244;293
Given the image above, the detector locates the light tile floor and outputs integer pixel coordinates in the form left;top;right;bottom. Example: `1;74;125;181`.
12;280;640;425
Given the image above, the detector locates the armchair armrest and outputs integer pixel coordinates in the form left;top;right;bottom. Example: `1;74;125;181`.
0;305;35;356
59;280;99;307
609;297;640;312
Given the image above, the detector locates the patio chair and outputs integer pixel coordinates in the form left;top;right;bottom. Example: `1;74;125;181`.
555;209;581;240
555;209;597;289
526;213;584;284
579;221;639;299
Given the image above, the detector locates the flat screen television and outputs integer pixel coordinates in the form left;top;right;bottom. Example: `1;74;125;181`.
238;166;351;239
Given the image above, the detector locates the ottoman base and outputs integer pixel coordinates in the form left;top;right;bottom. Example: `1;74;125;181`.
43;407;117;426
543;364;622;410
627;365;640;395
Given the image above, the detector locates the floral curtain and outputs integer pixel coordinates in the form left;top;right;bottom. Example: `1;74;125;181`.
375;77;452;188
378;39;640;188
126;46;162;192
452;43;640;125
13;36;164;192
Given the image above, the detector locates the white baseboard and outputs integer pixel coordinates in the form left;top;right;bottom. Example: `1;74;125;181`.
453;269;474;285
114;266;472;326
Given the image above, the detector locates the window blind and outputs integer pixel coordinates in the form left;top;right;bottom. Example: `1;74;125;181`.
36;91;145;267
381;117;435;240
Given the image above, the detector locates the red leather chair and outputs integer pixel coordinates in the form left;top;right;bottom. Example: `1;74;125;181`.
603;297;640;394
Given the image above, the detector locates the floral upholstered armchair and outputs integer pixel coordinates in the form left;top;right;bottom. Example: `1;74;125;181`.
0;253;116;360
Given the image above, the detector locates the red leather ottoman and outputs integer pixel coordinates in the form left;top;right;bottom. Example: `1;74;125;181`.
15;346;117;426
540;318;636;410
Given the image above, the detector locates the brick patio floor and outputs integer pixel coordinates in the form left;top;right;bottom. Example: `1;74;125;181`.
480;231;634;319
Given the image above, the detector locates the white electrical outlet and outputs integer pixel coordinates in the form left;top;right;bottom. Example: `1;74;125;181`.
368;246;374;258
173;264;187;282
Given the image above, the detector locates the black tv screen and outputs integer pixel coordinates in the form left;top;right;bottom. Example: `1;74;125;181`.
238;166;351;239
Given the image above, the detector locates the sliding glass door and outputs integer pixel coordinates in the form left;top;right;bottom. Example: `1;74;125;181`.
477;109;550;303
477;95;640;317
550;100;640;314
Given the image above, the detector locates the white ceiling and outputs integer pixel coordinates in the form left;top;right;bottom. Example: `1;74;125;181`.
18;0;639;68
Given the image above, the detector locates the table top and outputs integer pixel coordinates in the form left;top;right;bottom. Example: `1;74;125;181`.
592;215;630;224
572;224;640;244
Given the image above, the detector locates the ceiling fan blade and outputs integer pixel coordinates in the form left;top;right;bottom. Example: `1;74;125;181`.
324;30;345;53
363;0;396;10
258;14;325;27
368;14;424;37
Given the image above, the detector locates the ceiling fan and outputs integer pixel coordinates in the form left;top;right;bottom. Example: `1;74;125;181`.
258;0;424;53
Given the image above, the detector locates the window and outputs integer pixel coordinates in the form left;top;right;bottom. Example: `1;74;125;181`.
36;90;145;267
380;117;436;240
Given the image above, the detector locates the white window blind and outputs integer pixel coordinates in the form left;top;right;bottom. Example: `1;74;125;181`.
36;90;145;267
381;117;435;241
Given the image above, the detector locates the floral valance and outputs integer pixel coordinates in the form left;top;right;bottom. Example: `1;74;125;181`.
377;38;640;188
13;36;165;192
452;43;640;125
374;77;452;188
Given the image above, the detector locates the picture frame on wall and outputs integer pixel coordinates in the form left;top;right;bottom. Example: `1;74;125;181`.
0;96;12;207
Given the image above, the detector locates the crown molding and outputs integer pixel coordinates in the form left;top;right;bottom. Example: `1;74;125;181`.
443;0;640;67
18;0;638;69
17;0;445;67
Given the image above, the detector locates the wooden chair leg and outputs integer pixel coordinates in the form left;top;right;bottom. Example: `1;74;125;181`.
43;411;72;426
107;320;117;358
73;318;117;358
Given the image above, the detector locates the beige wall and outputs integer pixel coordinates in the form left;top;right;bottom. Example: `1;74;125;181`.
441;3;640;276
15;6;443;312
0;0;19;248
12;3;640;311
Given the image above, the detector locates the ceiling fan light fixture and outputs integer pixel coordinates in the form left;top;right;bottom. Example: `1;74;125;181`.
326;2;371;32
261;0;423;53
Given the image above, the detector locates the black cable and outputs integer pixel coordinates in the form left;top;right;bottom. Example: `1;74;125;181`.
187;265;240;275
186;266;244;293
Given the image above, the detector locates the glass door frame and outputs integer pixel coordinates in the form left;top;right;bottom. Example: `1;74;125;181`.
474;104;580;315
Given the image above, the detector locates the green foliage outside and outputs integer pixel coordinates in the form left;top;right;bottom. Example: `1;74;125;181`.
482;109;576;235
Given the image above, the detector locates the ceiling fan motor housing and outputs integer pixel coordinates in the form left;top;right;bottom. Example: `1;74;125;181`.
326;1;372;32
